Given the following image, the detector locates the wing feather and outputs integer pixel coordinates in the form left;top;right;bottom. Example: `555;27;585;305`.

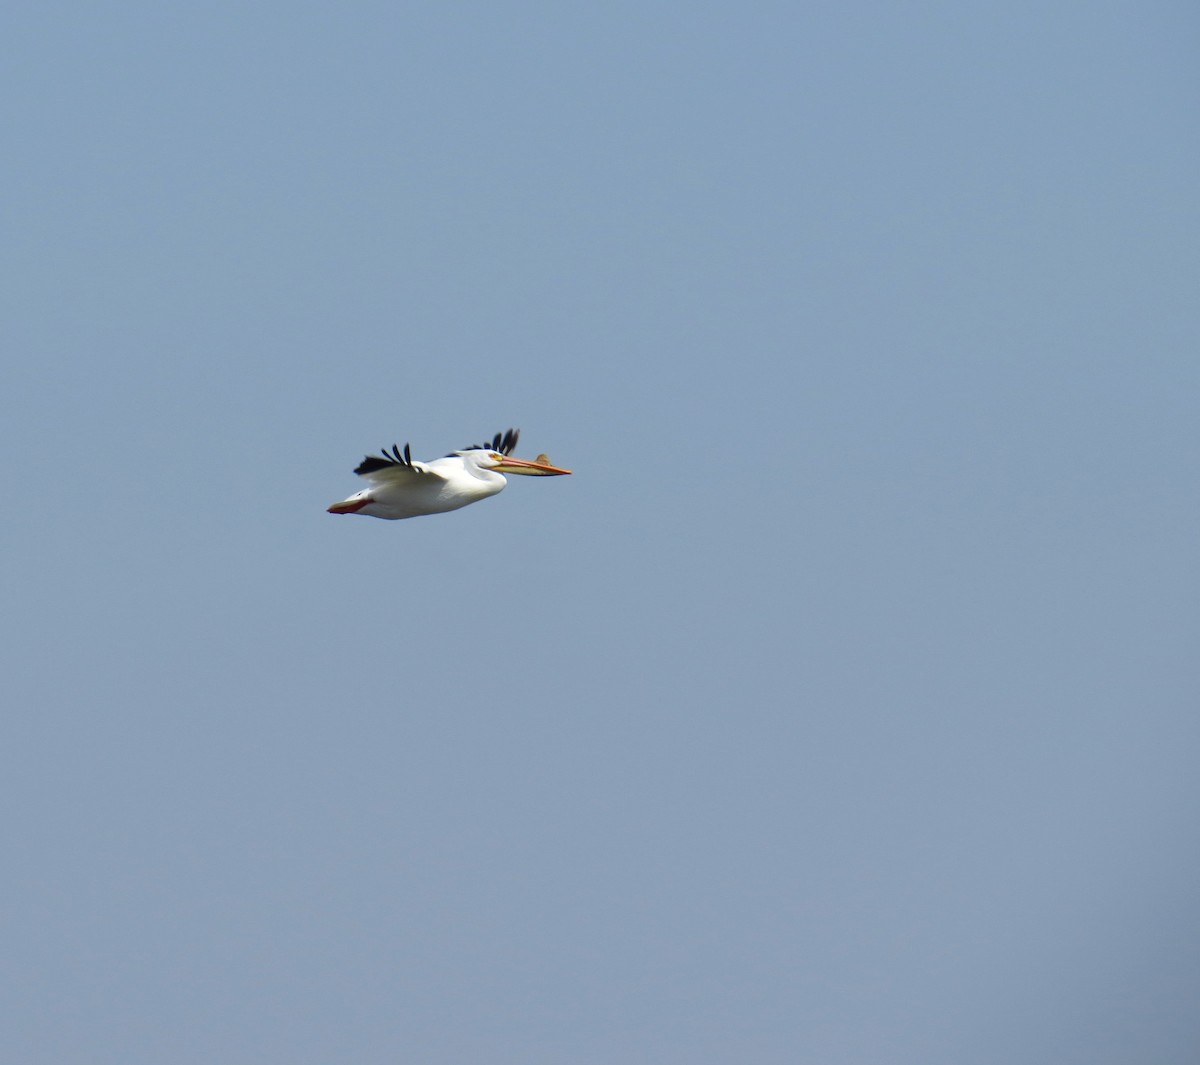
458;427;519;455
354;444;444;480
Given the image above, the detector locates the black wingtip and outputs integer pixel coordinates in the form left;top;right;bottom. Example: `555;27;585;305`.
354;442;417;475
354;456;392;475
460;427;520;454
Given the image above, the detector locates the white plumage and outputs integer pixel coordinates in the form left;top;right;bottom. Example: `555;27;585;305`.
327;428;571;521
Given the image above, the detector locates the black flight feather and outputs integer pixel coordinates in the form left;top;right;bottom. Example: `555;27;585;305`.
354;441;420;476
458;427;519;455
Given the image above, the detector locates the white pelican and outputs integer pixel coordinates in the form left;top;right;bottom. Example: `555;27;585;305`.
327;428;571;520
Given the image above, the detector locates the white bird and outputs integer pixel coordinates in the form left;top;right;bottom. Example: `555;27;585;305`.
327;428;572;520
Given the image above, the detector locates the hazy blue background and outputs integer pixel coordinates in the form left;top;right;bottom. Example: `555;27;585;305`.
4;3;1197;1062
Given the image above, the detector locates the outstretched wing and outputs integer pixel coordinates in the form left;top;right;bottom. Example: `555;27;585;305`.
354;442;444;480
458;427;519;455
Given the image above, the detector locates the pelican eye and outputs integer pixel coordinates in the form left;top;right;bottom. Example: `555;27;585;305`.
490;452;503;461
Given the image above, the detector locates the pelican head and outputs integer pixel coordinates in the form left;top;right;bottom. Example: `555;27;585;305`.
458;448;573;477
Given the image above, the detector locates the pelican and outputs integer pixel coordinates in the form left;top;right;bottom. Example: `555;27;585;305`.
327;428;571;520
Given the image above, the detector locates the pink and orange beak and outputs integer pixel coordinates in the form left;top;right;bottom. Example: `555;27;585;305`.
496;454;572;476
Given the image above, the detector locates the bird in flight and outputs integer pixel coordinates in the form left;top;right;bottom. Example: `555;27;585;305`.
327;428;571;520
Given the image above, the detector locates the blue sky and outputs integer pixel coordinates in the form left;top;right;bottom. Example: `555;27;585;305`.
4;3;1198;1063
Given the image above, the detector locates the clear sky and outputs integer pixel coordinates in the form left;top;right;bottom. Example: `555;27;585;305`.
4;3;1198;1063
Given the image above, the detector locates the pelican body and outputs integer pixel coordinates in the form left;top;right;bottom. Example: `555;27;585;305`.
327;428;571;520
